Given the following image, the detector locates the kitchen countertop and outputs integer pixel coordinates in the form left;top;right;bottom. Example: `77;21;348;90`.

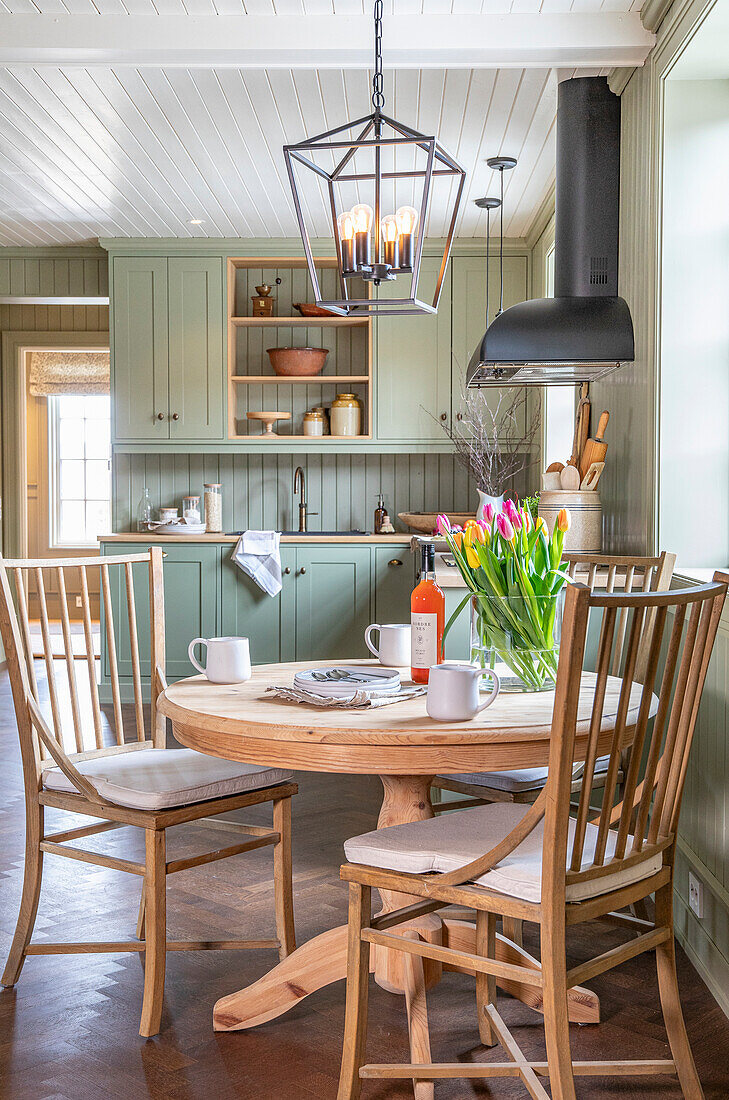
99;532;414;544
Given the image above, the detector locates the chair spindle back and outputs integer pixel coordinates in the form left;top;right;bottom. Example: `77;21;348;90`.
548;576;727;899
0;549;166;790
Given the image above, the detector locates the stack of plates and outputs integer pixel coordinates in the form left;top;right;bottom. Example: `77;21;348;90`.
294;666;400;698
151;521;207;536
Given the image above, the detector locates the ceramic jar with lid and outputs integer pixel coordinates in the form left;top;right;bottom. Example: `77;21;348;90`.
330;393;362;437
302;406;329;437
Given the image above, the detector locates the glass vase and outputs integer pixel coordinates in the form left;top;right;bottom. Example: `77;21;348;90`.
470;590;564;693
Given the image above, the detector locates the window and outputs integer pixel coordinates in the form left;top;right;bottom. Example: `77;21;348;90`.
49;395;111;548
542;243;575;464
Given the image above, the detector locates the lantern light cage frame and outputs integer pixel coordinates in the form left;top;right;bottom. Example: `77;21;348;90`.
283;4;466;317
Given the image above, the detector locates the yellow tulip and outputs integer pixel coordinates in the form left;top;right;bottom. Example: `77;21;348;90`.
535;515;547;533
557;507;571;533
463;526;480;568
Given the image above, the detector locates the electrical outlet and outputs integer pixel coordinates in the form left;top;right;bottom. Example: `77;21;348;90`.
75;596;82;608
688;871;704;918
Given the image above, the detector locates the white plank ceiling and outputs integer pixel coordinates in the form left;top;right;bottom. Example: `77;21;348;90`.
0;57;623;245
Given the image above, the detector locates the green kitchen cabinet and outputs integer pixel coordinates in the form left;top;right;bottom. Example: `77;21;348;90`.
294;545;371;661
100;542;219;698
372;544;415;626
167;257;224;440
111;257;169;443
111;254;224;444
220;545;296;665
376;255;453;442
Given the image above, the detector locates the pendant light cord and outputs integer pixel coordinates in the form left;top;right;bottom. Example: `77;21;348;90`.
498;167;504;316
372;0;385;111
485;208;491;328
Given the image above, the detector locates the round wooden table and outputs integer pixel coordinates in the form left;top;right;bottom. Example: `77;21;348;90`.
159;660;645;1092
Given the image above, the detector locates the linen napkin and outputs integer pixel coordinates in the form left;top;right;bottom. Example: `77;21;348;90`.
232;531;282;596
265;684;426;710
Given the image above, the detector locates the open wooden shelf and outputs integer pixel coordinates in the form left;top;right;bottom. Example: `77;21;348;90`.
231;374;370;385
227;256;373;444
231;316;368;328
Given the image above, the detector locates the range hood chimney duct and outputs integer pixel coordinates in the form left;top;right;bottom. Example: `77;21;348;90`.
467;76;634;387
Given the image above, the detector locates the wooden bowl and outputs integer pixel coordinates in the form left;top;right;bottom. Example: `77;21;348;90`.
246;411;292;436
397;511;476;534
266;347;329;377
293;303;338;318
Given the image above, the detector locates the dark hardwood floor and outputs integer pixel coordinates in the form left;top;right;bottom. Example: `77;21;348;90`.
1;667;728;1100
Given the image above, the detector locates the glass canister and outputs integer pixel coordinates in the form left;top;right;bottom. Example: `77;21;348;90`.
302;406;328;437
204;483;222;533
330;393;362;437
182;494;201;524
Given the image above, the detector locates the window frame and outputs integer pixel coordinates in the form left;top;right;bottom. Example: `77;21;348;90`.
48;393;112;551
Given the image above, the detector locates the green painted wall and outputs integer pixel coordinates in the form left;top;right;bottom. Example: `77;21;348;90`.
597;0;729;1018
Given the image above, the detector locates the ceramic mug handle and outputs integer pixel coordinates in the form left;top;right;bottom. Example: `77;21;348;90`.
364;624;381;659
188;637;208;675
476;669;500;712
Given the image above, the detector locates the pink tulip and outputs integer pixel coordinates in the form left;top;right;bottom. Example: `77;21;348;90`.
504;498;519;523
483;502;495;524
435;513;451;536
496;512;515;541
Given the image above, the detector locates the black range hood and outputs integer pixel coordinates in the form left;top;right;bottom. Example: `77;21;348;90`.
467;76;634;387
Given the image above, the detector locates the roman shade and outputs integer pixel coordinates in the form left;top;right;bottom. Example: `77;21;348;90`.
29;350;110;396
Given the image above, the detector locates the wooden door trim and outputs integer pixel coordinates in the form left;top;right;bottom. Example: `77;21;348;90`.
0;330;109;558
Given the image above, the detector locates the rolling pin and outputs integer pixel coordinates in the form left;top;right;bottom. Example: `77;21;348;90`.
579;411;609;478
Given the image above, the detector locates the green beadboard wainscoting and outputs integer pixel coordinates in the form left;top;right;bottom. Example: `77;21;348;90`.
113;451;532;535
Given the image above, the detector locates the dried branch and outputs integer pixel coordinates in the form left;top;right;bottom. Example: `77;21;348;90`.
439;387;542;496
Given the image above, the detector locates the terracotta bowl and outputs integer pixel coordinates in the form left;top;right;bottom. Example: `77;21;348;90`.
292;302;337;318
266;347;329;377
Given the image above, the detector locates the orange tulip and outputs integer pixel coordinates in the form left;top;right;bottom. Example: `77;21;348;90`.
452;531;463;550
557;507;571;532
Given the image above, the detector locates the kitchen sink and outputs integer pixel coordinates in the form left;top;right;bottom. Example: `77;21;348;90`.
226;530;370;537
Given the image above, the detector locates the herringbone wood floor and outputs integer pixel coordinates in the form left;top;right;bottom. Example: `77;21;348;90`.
1;668;728;1099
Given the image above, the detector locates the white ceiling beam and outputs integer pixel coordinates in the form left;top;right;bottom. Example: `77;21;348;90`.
0;14;655;70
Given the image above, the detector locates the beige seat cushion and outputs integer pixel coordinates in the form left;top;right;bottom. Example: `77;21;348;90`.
43;748;293;811
344;803;662;904
442;755;612;794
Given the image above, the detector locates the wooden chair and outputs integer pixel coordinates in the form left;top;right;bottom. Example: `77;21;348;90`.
0;548;297;1037
337;572;727;1098
432;551;677;814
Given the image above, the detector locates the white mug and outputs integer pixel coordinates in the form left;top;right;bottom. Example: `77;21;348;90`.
188;636;251;684
365;623;411;667
426;663;500;722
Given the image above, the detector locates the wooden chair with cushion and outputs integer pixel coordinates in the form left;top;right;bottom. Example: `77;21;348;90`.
432;551;677;815
0;548;297;1037
337;573;726;1099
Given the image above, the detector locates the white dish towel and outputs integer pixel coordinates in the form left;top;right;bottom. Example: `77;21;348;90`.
232;531;282;596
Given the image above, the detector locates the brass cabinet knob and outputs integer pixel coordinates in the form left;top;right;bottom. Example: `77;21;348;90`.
156;412;164;420
440;412;448;421
283;567;291;575
456;412;463;421
172;412;179;421
299;567;306;576
388;558;403;567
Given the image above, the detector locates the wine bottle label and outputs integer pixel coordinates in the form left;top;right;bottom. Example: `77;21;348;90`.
411;613;439;669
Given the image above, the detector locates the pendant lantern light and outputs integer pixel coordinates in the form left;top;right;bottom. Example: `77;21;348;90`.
283;0;466;317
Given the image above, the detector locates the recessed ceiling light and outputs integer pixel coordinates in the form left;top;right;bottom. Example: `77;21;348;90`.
189;219;204;225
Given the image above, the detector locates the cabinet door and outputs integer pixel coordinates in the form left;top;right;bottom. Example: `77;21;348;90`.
376;256;452;441
111;257;169;442
294;546;371;661
220;545;296;665
167;257;225;441
373;544;414;626
451;254;530;432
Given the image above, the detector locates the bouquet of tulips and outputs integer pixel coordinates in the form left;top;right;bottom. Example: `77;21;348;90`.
437;501;572;692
